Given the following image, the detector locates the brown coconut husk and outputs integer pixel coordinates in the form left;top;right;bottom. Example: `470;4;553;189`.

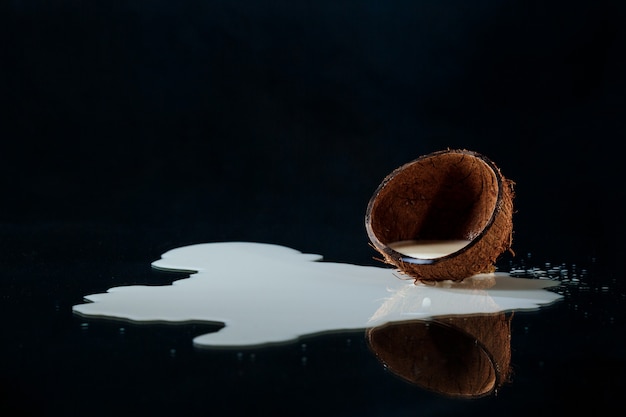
365;149;515;282
366;313;513;398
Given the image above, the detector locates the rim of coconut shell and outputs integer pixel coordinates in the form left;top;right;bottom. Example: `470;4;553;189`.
365;148;512;278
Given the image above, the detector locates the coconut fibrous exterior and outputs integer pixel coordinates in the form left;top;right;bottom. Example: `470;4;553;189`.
365;149;515;282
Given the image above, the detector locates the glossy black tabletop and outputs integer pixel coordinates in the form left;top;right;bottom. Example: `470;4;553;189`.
2;1;625;416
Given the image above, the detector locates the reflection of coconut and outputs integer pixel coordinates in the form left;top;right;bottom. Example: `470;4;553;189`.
365;149;515;282
367;313;512;398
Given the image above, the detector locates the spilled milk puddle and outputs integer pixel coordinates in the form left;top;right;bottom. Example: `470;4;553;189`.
71;242;571;397
73;242;563;349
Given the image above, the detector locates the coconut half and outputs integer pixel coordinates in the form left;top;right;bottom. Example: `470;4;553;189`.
365;149;515;282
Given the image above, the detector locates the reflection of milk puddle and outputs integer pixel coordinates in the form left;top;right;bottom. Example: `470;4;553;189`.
72;242;563;348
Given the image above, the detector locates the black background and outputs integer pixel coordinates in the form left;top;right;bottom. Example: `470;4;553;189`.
2;1;625;416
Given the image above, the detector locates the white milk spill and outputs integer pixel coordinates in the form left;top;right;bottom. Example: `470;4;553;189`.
72;242;563;348
388;239;471;259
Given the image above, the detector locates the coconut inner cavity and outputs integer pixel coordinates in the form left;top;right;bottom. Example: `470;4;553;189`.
369;152;499;259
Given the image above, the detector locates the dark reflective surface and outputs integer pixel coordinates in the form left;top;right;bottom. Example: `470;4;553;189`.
3;225;624;416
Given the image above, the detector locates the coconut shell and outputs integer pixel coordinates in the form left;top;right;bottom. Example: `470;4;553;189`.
365;149;515;282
